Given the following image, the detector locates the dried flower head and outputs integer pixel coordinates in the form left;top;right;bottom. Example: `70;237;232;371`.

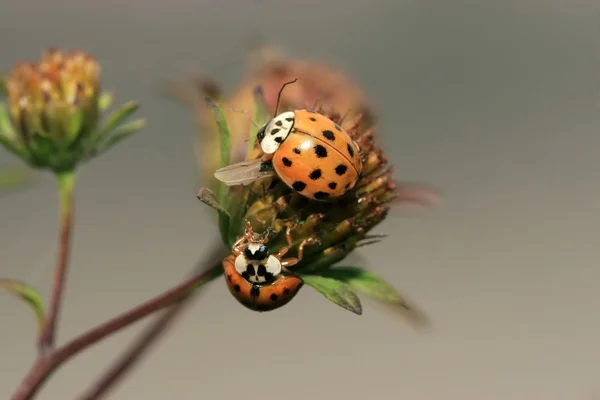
198;85;437;324
0;48;145;173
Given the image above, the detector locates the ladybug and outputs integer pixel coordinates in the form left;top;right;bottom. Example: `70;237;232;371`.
213;80;363;201
223;221;317;312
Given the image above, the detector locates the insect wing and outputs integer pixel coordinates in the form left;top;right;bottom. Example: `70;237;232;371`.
214;158;275;186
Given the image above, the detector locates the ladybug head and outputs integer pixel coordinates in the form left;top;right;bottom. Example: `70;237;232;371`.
255;123;267;144
243;242;269;261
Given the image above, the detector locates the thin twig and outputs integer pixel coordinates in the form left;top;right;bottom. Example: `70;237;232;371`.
77;244;227;399
11;246;226;400
39;172;76;353
77;274;210;399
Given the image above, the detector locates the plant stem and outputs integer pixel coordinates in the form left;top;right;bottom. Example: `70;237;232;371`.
77;273;210;400
11;253;224;400
39;171;76;353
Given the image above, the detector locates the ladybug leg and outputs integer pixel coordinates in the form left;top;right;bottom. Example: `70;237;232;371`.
296;237;319;263
232;221;255;251
275;225;294;259
280;236;318;268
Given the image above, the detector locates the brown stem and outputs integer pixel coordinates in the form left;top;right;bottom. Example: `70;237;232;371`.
39;172;76;352
11;249;225;400
77;278;206;400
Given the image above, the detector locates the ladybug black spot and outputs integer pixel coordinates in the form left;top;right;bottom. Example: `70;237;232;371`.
274;137;283;143
322;130;335;141
314;191;330;200
314;144;328;158
283;288;291;294
285;117;294;122
227;274;232;282
250;286;260;297
246;264;256;275
347;143;355;157
334;124;342;131
335;164;348;175
309;117;316;121
293;148;301;154
282;157;292;167
309;169;322;180
292;181;307;191
328;182;337;190
270;293;279;301
270;128;280;135
233;284;241;292
275;120;283;127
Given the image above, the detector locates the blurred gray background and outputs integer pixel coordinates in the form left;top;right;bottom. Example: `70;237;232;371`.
2;0;600;399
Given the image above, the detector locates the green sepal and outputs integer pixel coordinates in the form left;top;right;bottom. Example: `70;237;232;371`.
296;245;350;274
99;101;139;137
30;134;58;167
299;274;362;315
248;85;269;155
0;103;16;139
0;279;46;336
94;119;146;156
67;108;85;143
204;97;231;169
203;96;233;213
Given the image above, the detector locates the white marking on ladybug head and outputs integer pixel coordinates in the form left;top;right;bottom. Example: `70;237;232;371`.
234;254;248;275
265;255;282;276
258;111;295;154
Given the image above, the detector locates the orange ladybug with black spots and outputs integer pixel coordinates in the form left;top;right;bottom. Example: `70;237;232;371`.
214;108;363;201
223;221;316;312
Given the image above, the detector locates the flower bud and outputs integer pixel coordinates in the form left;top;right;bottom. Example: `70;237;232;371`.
0;48;145;173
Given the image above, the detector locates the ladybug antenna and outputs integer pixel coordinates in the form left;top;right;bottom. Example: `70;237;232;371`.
273;78;298;118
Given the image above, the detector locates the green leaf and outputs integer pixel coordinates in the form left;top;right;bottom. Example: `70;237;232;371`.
204;97;231;168
320;267;429;327
299;275;362;315
99;101;139;136
0;103;16;139
98;92;114;112
320;267;405;304
248;85;269;155
95;119;146;156
196;187;231;245
0;279;46;335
